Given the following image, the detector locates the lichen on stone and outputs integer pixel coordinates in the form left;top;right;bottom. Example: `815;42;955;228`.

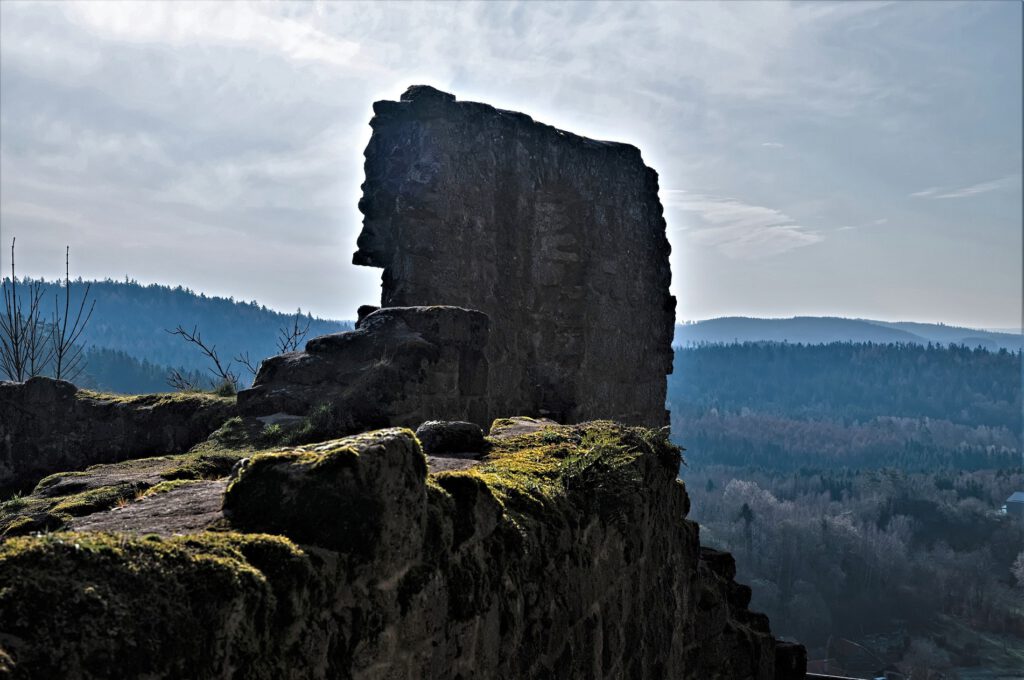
0;531;315;679
0;416;288;536
0;377;237;496
224;428;427;558
0;420;795;679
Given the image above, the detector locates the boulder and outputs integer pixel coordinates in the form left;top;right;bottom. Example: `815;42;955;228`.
236;306;490;431
414;420;485;455
488;415;561;439
223;428;427;561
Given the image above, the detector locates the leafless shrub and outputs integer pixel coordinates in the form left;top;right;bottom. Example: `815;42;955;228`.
166;367;203;392
276;310;311;353
49;246;95;382
165;324;238;394
1;238;54;381
234;351;261;381
231;310;311;386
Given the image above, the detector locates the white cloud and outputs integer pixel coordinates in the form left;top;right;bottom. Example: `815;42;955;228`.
834;217;888;232
66;2;365;68
910;174;1020;199
664;190;824;259
0;0;1019;325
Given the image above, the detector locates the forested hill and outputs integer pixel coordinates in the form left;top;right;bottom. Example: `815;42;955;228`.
669;342;1022;470
672;343;1024;670
16;279;351;378
674;316;1022;350
671;341;1021;428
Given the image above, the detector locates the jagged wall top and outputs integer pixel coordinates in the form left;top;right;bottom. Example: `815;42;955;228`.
354;85;675;427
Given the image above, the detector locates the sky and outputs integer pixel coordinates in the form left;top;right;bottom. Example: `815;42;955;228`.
1;1;1021;329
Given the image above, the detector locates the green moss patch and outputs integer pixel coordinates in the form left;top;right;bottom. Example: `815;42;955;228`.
0;531;314;678
77;389;234;408
0;417;288;537
141;479;207;498
49;483;144;517
0;420;693;677
432;421;680;543
224;430;421;554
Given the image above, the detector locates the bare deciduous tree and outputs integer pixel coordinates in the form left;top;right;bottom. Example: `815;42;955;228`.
234;351;261;382
50;246;95;382
276;309;311;354
0;238;54;381
166;367;203;392
233;310;310;387
166;324;238;393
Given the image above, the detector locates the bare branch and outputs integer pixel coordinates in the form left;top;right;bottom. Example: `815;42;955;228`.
165;324;238;391
166;368;202;392
276;310;311;354
24;282;54;378
234;351;261;380
0;239;55;381
50;246;95;382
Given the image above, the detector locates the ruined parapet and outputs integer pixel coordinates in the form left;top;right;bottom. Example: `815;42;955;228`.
0;422;801;679
237;305;490;430
354;85;676;427
0;377;234;496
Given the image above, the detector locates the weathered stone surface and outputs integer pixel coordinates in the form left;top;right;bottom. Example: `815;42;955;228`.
0;422;801;679
488;415;561;439
414;420;485;455
774;640;809;680
354;85;675;428
692;547;778;678
237;305;490;430
0;416;264;536
0;377;234;495
69;480;227;536
223;428;426;561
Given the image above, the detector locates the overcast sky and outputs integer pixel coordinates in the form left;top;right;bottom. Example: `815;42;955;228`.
1;1;1020;328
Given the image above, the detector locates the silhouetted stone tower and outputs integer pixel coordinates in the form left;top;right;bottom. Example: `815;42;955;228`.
354;85;675;427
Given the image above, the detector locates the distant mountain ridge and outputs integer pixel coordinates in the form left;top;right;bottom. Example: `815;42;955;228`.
674;316;1022;350
9;279;352;390
10;279;1020;393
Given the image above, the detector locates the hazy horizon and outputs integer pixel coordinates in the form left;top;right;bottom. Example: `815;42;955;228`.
7;271;1021;334
2;1;1021;328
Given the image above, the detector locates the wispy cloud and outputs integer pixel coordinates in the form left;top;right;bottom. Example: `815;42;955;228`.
910;174;1020;199
0;0;1019;326
835;217;888;232
664;190;823;259
67;2;366;68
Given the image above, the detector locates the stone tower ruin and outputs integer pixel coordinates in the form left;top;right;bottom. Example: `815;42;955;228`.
353;85;675;427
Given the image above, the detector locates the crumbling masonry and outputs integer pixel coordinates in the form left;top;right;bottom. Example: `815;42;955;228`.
240;85;675;431
352;85;675;427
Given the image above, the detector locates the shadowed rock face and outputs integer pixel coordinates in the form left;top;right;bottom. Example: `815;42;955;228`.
0;377;234;496
238;305;490;430
0;423;802;679
354;85;675;427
